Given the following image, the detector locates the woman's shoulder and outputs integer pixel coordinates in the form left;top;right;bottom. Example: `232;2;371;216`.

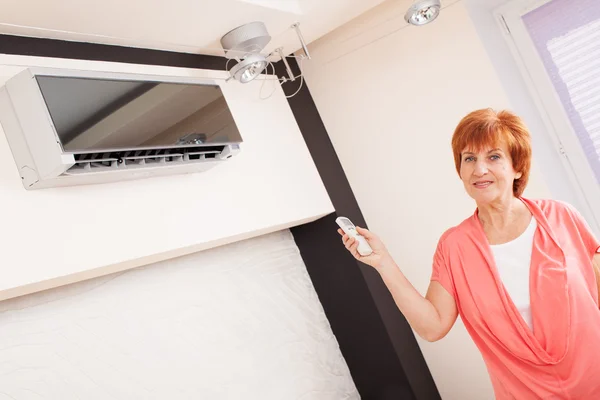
436;217;476;249
523;197;580;219
525;197;569;210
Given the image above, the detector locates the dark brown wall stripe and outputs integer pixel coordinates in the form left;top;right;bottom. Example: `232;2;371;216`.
290;214;416;399
278;58;440;400
0;34;440;399
0;34;226;70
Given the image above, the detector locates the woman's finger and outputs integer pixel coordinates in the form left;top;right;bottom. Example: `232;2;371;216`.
344;237;352;250
341;234;349;245
356;226;372;239
345;237;355;251
349;240;360;257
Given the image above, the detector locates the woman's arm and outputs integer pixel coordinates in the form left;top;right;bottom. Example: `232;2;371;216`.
562;202;600;306
378;257;458;342
339;227;458;342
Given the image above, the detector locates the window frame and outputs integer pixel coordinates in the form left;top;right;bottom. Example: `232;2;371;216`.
494;0;600;231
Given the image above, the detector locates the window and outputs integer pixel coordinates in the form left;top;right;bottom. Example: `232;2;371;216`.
497;0;600;227
523;0;600;185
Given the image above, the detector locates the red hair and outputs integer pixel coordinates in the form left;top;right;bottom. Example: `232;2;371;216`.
451;108;532;197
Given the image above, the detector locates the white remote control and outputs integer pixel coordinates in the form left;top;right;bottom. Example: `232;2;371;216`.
336;216;373;256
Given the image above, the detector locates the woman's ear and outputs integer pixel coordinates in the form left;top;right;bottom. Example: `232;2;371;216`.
515;171;523;180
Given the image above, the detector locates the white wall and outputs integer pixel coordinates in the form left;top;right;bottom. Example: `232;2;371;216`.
0;229;359;399
300;1;551;399
0;55;333;301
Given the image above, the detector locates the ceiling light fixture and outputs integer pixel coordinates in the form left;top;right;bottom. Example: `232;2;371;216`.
220;21;311;91
404;0;442;26
221;21;272;83
228;53;268;83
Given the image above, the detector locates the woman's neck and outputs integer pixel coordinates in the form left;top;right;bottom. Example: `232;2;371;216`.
477;196;527;231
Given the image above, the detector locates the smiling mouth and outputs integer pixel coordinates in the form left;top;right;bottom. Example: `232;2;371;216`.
473;181;493;189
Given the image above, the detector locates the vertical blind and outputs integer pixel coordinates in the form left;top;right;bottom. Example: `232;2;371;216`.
523;0;600;185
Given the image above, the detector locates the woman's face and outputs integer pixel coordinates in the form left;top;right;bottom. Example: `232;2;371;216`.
459;142;522;205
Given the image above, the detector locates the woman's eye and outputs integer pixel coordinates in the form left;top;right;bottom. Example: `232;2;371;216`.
464;156;474;162
490;154;500;161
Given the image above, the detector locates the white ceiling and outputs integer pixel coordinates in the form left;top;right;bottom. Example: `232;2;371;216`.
0;0;390;58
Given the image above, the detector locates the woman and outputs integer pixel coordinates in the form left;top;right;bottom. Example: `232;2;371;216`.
339;109;600;399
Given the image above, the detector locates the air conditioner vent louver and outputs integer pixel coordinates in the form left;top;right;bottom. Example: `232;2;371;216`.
66;145;226;175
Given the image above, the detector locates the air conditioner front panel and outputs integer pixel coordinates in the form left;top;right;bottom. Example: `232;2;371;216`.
0;67;243;190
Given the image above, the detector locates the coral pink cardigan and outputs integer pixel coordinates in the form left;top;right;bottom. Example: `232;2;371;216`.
432;198;600;399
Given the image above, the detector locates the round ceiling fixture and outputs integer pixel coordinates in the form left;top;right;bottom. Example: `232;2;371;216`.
228;53;268;84
404;0;442;26
220;21;272;59
219;21;311;90
221;22;271;83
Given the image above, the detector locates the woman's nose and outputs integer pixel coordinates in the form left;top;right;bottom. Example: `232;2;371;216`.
474;161;488;176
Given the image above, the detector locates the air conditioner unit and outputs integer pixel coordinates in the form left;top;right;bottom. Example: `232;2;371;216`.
0;67;242;190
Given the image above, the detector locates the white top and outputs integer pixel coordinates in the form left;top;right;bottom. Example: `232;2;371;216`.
490;218;537;331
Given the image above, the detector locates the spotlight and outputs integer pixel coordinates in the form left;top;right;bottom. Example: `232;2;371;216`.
221;21;271;83
219;21;311;95
404;0;442;26
228;54;268;84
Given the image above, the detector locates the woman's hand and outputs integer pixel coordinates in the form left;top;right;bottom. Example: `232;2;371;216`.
339;226;458;342
337;226;391;270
